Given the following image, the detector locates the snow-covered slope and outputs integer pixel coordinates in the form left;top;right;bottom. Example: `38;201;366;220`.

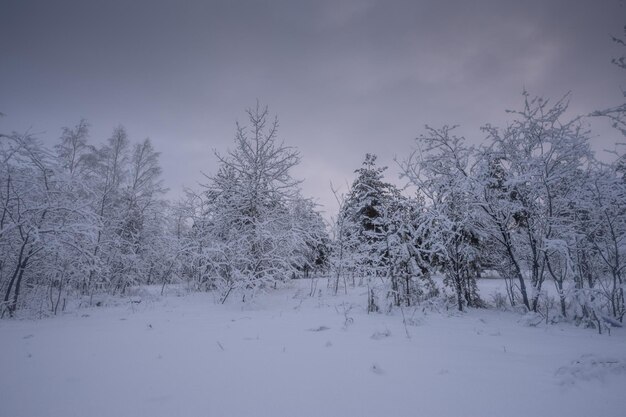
1;280;625;417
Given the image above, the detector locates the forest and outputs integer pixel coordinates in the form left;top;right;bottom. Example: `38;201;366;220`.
1;30;625;337
1;87;625;335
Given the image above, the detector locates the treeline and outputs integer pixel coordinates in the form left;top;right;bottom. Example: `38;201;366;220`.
327;30;626;330
329;94;625;333
1;96;624;331
0;106;329;317
1;121;172;316
2;30;625;328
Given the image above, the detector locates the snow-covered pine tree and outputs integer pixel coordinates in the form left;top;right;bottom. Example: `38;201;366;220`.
341;154;396;279
335;154;437;311
336;154;396;310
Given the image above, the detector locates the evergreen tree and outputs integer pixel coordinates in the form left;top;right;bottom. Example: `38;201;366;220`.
341;154;397;279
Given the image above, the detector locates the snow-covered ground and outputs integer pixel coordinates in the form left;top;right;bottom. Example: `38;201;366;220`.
1;279;625;417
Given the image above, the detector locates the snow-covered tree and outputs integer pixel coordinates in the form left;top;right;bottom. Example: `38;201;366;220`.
572;157;626;325
0;131;96;316
0;119;176;316
332;154;436;311
375;194;437;309
481;93;593;315
472;153;530;309
401;125;483;311
341;155;398;279
287;197;329;278
193;103;324;302
113;138;167;292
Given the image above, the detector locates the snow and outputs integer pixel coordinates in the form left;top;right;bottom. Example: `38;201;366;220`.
1;279;625;417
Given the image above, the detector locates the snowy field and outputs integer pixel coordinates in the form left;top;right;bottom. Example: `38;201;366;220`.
1;279;625;417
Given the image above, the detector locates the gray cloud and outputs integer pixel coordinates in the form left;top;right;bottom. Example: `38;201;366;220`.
1;0;624;215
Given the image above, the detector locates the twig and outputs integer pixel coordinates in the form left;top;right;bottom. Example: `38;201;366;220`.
400;306;412;339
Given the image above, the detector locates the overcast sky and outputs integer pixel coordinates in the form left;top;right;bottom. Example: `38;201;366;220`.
1;0;625;216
